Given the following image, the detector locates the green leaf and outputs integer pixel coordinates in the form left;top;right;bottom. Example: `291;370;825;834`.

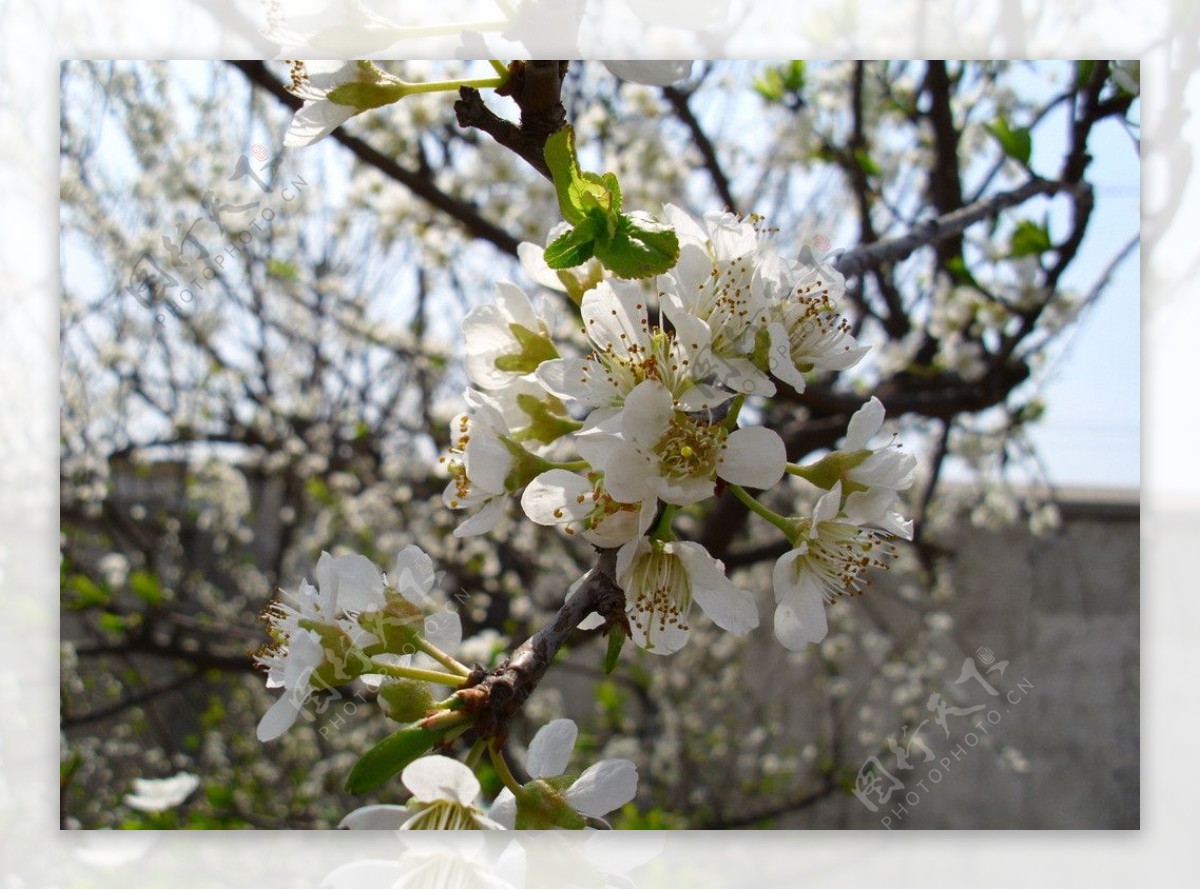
753;68;785;102
345;721;455;794
753;61;804;103
65;573;110;610
544;218;598;269
986;118;1032;166
946;255;984;291
595;215;681;279
852;147;882;178
544;126;589;224
129;570;164;605
604;623;626;675
1009;219;1053;258
266;258;298;281
98;611;129;635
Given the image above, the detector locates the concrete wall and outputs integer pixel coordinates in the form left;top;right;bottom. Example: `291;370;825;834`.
778;488;1140;829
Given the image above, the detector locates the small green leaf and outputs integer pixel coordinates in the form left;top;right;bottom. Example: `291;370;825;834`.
1009;219;1053;258
129;570;164;605
946;255;984;291
65;573;109;610
544;219;598;270
98;611;129;635
266;258;299;281
753;68;785;102
595;215;681;279
544;126;589;224
604;623;626;675
345;721;455;794
852;148;882;178
986;118;1032;166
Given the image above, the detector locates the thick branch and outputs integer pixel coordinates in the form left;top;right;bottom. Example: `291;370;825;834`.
832;177;1083;280
458;549;625;741
454;60;567;182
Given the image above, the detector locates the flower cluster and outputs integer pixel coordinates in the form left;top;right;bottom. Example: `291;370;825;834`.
338;718;636;831
254;545;462;741
445;206;912;652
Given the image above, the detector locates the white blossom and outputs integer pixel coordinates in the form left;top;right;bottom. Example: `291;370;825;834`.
489;718;638;828
772;483;906;650
123;771;200;812
340;756;505;830
283;60;405;147
618;536;758;655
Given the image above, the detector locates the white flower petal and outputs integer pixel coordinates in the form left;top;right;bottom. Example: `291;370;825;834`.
453;496;506;538
601;441;660;504
494;281;540;331
422;609;463;655
671;541;758;635
526;718;578;778
338;803;414;830
314;551;339;611
124;772;200;812
402;755;481;805
656;474;716;506
772;553;829;649
392;545;437;603
620;380;673;451
844;397;885;450
813;483;842;525
602;60;692;86
718;426;786;489
564;759;639;817
520;470;593;525
488;789;517;829
257;693;303;742
333;554;385;613
582;280;648;360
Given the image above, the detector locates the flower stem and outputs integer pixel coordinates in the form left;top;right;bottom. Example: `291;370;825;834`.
488;59;510;79
489;744;524;796
550;459;590;472
722;394;747;432
368;659;467;687
651;504;679;541
785;461;821;484
412;636;471;677
729;484;795;538
466;738;488;770
400;75;508;97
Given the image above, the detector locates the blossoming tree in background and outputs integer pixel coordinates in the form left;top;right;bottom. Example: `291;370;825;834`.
59;59;1138;829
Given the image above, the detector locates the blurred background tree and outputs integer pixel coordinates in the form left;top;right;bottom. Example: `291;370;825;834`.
59;59;1138;829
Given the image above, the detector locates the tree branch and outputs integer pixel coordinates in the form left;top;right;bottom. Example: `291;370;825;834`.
458;549;626;742
454;60;567;182
662;85;738;213
832;177;1084;280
